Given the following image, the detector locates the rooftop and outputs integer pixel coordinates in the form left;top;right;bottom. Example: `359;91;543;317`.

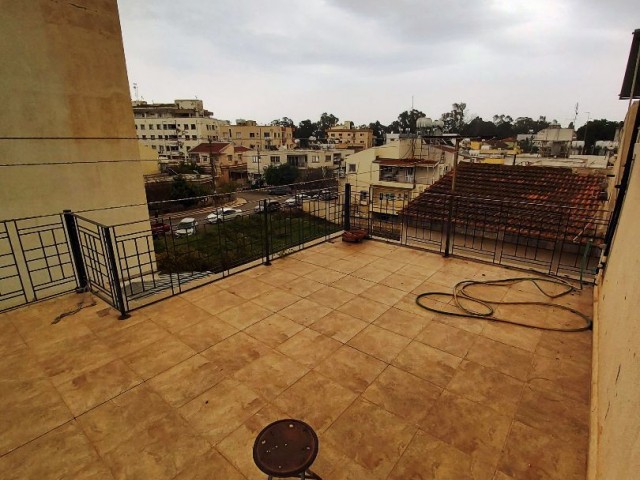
0;240;592;479
189;142;231;154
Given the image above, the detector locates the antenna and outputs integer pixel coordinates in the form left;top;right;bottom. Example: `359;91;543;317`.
573;102;579;127
133;83;139;101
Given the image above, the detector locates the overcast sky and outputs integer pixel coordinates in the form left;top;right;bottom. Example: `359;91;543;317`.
118;0;637;128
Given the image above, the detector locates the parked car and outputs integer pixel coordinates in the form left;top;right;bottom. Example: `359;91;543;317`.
283;196;304;208
267;185;292;196
174;217;198;237
254;200;281;213
150;220;171;238
317;189;339;200
207;208;241;224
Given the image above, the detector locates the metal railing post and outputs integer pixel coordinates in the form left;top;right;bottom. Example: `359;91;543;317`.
443;196;454;257
343;183;351;231
101;226;130;319
262;200;271;266
63;210;88;292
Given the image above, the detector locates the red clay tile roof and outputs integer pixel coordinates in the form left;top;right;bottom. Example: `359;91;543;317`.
234;146;251;153
189;142;231;154
402;162;607;242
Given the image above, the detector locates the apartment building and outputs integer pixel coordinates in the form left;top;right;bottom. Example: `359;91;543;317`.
534;123;575;158
188;142;249;183
133;99;230;159
327;121;375;149
244;147;354;181
225;119;296;150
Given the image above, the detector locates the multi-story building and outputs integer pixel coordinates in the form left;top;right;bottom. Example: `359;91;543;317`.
133;99;230;160
225;120;296;150
534;124;575;158
327;121;374;150
188;142;248;184
244;147;354;181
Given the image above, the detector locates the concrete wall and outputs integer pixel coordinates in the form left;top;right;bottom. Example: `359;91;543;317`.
0;0;148;226
590;106;640;478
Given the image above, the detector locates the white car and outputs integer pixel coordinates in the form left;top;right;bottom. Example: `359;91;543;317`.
174;217;198;237
207;208;241;224
283;196;301;208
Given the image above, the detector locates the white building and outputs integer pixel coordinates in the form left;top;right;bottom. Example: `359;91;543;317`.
244;147;355;180
132;99;230;160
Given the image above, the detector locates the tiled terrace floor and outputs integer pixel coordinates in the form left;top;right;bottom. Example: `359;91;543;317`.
0;240;593;479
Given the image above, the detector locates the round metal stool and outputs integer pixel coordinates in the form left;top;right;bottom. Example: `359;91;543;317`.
252;419;322;479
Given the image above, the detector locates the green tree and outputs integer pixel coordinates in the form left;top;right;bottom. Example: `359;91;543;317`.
368;120;387;145
440;102;467;133
576;119;623;153
264;163;300;186
461;116;497;137
386;109;425;134
270;117;295;128
295;119;318;140
318;113;340;135
170;175;205;207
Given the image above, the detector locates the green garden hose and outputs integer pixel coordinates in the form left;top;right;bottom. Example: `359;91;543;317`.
415;276;592;332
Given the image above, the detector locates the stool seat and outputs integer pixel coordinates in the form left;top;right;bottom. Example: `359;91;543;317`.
253;419;321;479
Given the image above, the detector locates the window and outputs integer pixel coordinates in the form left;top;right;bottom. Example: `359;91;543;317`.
191;135;197;140
264;132;270;138
151;145;157;150
270;155;280;163
236;132;241;139
325;155;331;162
135;124;138;130
250;132;255;138
348;163;356;173
149;124;154;130
150;135;155;140
252;156;259;163
140;124;145;130
183;124;189;130
157;124;161;129
359;190;368;201
141;135;146;139
311;156;319;163
191;124;196;129
227;155;233;162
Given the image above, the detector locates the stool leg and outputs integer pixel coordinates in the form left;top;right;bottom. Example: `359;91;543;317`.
305;470;322;479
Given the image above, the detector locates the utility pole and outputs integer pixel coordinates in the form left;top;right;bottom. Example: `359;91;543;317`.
208;135;217;196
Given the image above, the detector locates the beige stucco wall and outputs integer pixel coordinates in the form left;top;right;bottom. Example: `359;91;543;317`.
0;0;148;226
589;113;640;478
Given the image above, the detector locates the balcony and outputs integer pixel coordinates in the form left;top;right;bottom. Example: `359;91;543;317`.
0;240;591;479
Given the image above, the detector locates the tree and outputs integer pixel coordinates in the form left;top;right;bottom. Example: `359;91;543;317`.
440;102;467;133
263;163;300;186
270;117;295;128
295;119;318;140
318;113;340;137
368;121;387;145
461;117;497;137
386;109;425;134
576;119;623;153
170;175;205;207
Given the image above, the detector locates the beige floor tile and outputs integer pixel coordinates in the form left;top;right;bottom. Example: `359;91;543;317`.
314;345;386;393
379;272;426;292
272;257;319;276
0;421;113;480
216;404;290;480
143;297;215;333
373;306;432;339
498;421;587;480
535;330;592;364
201;331;273;375
307;285;356;309
388;429;495;480
77;384;174;456
0;345;46;381
433;311;487;334
325;258;363;274
368;256;406;273
216;301;273;329
337;296;390;322
362;365;442;425
173;449;246;480
303;267;347;284
274;371;357;432
467;337;534;381
224;278;275;300
101;319;168;358
393;341;462;388
0;319;26;357
416;320;478;358
0;377;72;456
55;359;142;416
233;351;309;400
348;324;411;363
147;354;225;407
360;283;407;307
279;298;333;326
174;315;238;351
179;378;265;445
192;289;246;315
396;261;443;280
257;268;299;287
394;292;450;320
324;398;416;479
516;386;589;448
494;471;516;480
421;391;511;469
331;274;375;295
280;276;325;297
245;314;305;348
310;310;368;343
102;409;211;480
527;354;591;404
251;290;302;312
479;321;542;352
123;335;196;380
350;263;392;283
447;360;524;417
276;328;342;367
178;282;223;302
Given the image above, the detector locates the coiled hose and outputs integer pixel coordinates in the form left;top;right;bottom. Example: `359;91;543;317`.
415;276;592;332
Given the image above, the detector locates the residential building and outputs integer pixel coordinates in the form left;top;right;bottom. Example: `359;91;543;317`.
226;119;296;150
327;120;374;149
244;147;354;181
133;99;230;160
534;123;575;158
464;138;520;164
188;142;248;184
342;138;456;210
0;0;148;227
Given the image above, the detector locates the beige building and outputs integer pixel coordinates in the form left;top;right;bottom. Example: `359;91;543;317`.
189;142;248;184
244;147;354;181
133;99;230;160
226;120;296;150
341;138;456;211
327;121;374;149
0;0;148;227
534;124;575;158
